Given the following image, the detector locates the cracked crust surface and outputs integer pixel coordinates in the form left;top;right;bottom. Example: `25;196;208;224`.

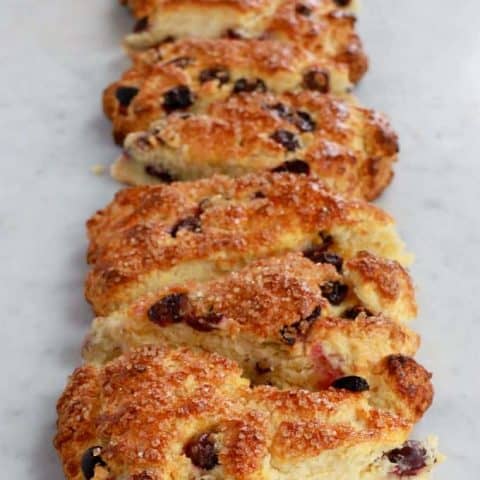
84;252;429;422
120;0;368;86
104;37;355;145
56;345;439;480
85;173;412;315
111;90;398;200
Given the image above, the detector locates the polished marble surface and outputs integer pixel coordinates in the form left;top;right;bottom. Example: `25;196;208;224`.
0;1;478;478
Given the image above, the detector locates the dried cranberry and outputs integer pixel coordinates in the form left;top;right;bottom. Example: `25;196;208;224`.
162;85;194;113
170;216;202;237
333;0;351;6
303;68;330;93
184;433;219;470
81;446;107;480
331;376;370;392
115;86;139;108
280;306;321;345
147;293;190;326
272;159;310;175
199;68;230;85
270;130;300;151
165;56;192;69
294;111;316;132
386;441;427;477
296;4;312;15
133;16;148;33
185;312;223;332
342;305;373;319
321;281;348;305
233;78;267;94
144;165;174;183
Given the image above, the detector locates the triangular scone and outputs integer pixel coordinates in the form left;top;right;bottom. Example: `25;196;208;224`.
121;0;367;85
112;90;398;200
55;346;440;480
104;38;359;145
84;252;429;422
86;173;412;315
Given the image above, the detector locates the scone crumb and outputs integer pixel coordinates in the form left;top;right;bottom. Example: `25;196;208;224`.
90;164;106;175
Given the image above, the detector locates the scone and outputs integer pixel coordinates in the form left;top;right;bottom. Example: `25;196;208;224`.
111;90;398;200
104;38;358;145
55;346;440;480
84;251;430;422
85;173;412;315
121;0;368;86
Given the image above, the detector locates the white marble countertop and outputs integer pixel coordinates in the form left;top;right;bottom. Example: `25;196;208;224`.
0;0;478;478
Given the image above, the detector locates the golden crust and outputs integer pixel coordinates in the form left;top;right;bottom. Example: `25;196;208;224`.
103;37;355;144
83;252;429;421
111;90;398;200
344;251;417;320
85;173;411;315
55;346;438;480
121;0;368;84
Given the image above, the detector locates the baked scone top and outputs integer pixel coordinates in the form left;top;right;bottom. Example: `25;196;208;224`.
55;346;438;480
104;38;357;144
114;90;398;200
86;173;411;315
122;0;367;85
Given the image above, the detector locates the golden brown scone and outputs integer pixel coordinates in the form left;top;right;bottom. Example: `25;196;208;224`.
103;38;356;145
111;90;398;200
84;252;427;422
121;0;368;85
55;346;440;480
85;173;412;315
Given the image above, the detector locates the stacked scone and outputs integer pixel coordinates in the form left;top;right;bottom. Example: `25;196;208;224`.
55;1;442;479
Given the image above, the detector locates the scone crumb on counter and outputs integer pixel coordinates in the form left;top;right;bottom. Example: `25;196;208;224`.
90;164;106;175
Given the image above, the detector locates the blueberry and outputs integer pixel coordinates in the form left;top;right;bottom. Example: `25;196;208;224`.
386;441;427;477
255;359;272;374
342;305;373;319
309;251;343;272
133;16;148;33
303;68;330;93
232;78;267;94
272;159;310;175
294;111;316;132
270;130;300;151
165;56;192;69
199;68;230;85
163;85;194;113
280;306;321;345
147;293;190;326
170;216;202;237
81;446;106;480
115;86;139;108
184;433;219;470
296;4;312;15
331;376;370;392
144;165;174;183
321;281;349;305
